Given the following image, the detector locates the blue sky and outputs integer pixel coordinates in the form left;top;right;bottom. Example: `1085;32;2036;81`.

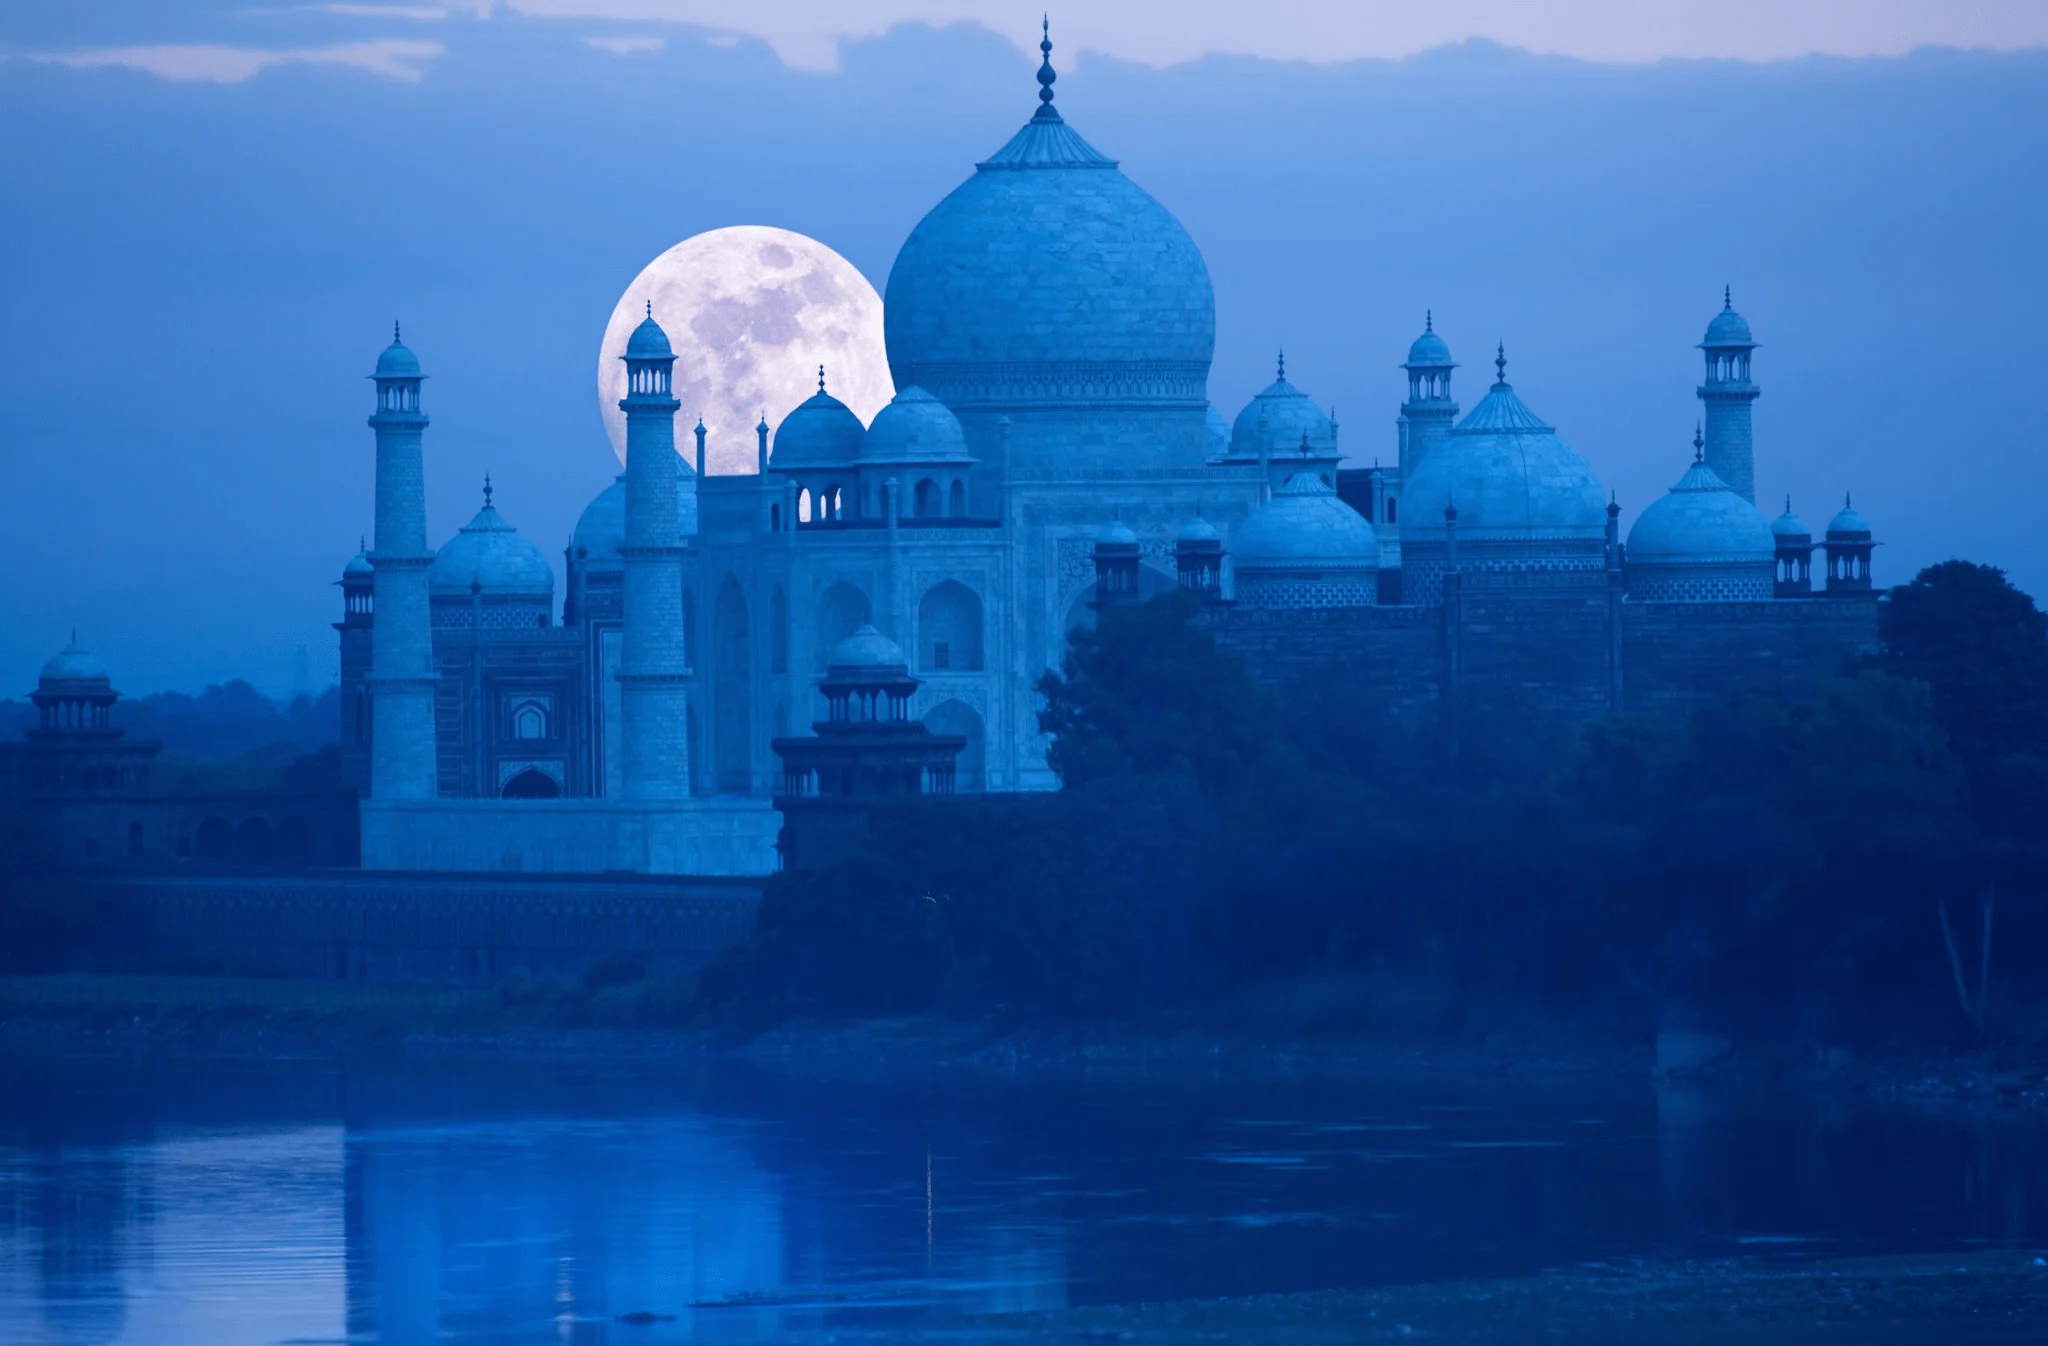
3;4;2045;695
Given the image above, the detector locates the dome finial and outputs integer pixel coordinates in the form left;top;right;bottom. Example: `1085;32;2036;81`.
1693;424;1704;463
1723;285;1733;311
482;473;493;506
1844;491;1853;509
645;299;652;320
818;364;827;394
1784;494;1792;513
1299;430;1311;457
1424;309;1433;333
1494;342;1507;386
1276;348;1285;381
1037;15;1057;106
392;320;401;344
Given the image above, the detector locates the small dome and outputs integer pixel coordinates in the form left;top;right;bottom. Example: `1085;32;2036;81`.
570;471;697;570
1204;404;1230;459
827;624;909;673
1404;315;1454;369
1826;496;1872;540
1232;473;1378;572
772;384;865;470
1178;513;1219;544
374;326;421;378
1096;517;1139;548
861;386;970;463
1401;362;1606;544
1771;498;1811;541
1702;290;1755;348
1228;360;1334;459
39;639;110;688
1627;458;1775;567
625;309;673;360
342;544;374;579
429;488;555;599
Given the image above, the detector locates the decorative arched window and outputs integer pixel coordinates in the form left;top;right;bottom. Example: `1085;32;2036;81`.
511;700;549;740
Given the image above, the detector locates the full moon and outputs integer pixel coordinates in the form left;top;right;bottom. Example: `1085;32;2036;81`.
597;226;894;476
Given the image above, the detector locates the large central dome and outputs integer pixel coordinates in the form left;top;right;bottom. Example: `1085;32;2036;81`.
882;31;1214;411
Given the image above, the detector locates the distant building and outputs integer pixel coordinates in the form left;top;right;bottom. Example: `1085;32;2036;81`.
1;639;356;867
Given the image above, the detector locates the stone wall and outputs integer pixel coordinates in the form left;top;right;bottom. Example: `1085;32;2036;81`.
359;796;781;877
1621;595;1880;718
102;871;761;983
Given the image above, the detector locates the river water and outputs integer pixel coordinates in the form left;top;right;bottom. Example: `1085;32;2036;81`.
0;1050;2042;1344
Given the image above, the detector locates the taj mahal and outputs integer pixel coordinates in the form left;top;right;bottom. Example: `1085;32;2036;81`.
322;29;1881;877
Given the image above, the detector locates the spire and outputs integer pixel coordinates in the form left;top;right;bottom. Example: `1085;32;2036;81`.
1424;310;1434;333
1493;342;1508;387
1037;16;1056;109
482;473;493;506
1277;348;1286;381
1299;430;1311;457
1723;285;1733;311
1785;494;1792;513
1693;424;1704;463
818;364;827;395
392;320;401;343
645;299;652;319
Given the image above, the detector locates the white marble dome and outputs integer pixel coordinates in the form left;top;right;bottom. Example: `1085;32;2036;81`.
1228;361;1334;459
1626;457;1775;602
861;386;971;463
1231;473;1377;610
1401;363;1606;545
429;491;554;599
572;471;698;570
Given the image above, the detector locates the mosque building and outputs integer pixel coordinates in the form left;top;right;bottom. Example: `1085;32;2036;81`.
333;27;1880;876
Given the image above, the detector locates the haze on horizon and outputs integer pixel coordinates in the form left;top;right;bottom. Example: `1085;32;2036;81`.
2;2;2044;696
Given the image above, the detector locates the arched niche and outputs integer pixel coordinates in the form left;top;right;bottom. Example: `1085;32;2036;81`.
917;580;984;672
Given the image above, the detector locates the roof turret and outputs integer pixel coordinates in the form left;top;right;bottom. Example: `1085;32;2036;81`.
1826;495;1872;540
1771;497;1811;541
39;637;111;690
625;302;674;360
827;624;910;676
374;321;421;378
1404;311;1454;369
1701;287;1756;348
342;540;374;580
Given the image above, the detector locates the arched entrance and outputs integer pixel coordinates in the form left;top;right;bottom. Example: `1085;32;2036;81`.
923;699;986;792
714;575;753;792
813;580;871;671
918;580;984;671
501;768;561;799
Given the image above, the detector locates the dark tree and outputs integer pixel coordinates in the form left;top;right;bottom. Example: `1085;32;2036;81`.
1035;592;1276;794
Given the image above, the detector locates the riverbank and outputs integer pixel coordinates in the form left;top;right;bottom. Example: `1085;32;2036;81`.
4;972;2047;1111
916;1249;2048;1345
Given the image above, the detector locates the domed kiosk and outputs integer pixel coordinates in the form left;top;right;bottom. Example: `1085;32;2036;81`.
882;22;1215;473
1399;346;1607;605
1230;473;1379;610
1625;440;1775;602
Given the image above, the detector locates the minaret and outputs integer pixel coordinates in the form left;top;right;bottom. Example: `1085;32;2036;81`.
1398;312;1458;483
617;304;691;799
1697;287;1760;504
365;324;440;800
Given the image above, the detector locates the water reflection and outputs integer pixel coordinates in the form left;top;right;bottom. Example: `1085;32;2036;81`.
0;1056;2043;1345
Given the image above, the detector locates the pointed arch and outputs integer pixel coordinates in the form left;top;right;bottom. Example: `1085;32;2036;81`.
948;478;967;517
917;580;983;672
924;699;985;792
913;478;940;518
771;585;789;674
714;574;752;793
813;580;871;672
501;768;561;799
